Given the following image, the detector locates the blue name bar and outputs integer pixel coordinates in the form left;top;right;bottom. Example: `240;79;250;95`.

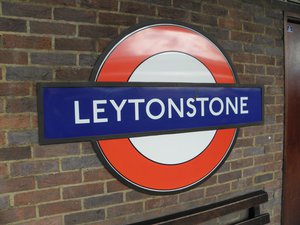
38;83;263;144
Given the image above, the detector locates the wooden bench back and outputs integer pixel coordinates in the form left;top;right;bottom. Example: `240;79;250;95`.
130;190;270;225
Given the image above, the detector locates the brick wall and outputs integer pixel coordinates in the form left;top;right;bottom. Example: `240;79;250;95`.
0;0;285;224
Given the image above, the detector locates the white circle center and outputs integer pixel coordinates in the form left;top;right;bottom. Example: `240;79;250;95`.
129;52;216;164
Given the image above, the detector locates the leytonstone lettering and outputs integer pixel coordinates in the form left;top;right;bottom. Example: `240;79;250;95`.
74;97;249;124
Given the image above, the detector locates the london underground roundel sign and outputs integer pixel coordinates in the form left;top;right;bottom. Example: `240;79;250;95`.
37;21;263;194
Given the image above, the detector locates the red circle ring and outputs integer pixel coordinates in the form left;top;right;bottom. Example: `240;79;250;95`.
90;21;239;194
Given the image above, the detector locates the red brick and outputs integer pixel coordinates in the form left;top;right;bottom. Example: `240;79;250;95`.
0;146;31;161
254;35;274;46
2;2;51;19
276;115;283;123
145;195;178;210
229;9;252;21
7;65;52;82
275;134;283;144
32;114;38;129
0;83;30;96
120;1;155;16
56;68;91;81
31;52;76;66
79;25;118;38
157;7;187;20
61;155;101;171
0;50;28;64
173;0;202;11
125;190;149;202
55;38;96;52
254;154;274;165
0;163;8;178
276;56;283;66
20;216;63;225
265;162;281;173
3;35;51;50
0;18;27;32
39;200;81;216
179;188;204;203
219;18;242;30
256;75;274;85
99;12;136;26
64;209;105;225
7;130;38;145
107;180;128;193
255;135;273;146
206;183;230;196
81;142;94;154
231;158;253;170
231;177;253;191
264;95;275;104
234;137;253;148
218;162;230;173
84;167;114;182
0;195;9;210
233;53;255;63
0;131;5;146
238;74;255;84
138;16;163;24
63;183;104;199
29;0;76;6
0;206;36;224
98;39;111;52
107;202;143;218
0;98;5;113
243;22;264;33
256;55;275;65
202;4;228;16
243;126;264;136
37;171;82;188
84;193;123;209
267;66;283;76
139;0;171;6
204;26;229;40
201;174;217;187
243;146;264;157
244;43;264;54
6;97;36;113
275;95;284;104
218;0;242;9
33;143;80;158
191;13;218;26
11;160;59;177
218;170;242;183
0;176;35;194
30;21;76;36
54;7;96;23
243;163;265;176
227;149;243;161
80;0;118;10
14;188;60;206
265;124;283;133
265;86;283;95
254;173;273;184
0;114;31;129
231;31;253;42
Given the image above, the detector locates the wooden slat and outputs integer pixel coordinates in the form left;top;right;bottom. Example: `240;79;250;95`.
129;190;269;225
233;214;270;225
